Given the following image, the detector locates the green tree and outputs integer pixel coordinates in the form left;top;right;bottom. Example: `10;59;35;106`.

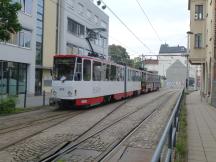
108;44;131;65
0;0;21;41
133;56;143;69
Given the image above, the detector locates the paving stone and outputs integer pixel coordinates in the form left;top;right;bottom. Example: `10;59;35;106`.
187;91;216;162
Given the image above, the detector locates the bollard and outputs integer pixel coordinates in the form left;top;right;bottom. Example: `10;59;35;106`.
43;90;45;106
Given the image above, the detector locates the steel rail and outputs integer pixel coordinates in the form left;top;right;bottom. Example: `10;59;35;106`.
40;91;175;162
0;111;84;151
0;111;81;135
98;91;174;162
150;89;184;162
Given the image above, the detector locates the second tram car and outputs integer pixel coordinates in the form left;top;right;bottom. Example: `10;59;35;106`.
51;54;160;107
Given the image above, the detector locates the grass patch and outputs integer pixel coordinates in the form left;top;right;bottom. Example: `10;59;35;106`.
0;97;16;114
175;94;187;162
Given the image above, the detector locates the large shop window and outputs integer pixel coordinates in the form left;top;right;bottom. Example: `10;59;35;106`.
0;61;7;95
0;61;27;95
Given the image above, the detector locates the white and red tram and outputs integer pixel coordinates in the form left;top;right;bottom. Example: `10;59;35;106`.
51;54;160;107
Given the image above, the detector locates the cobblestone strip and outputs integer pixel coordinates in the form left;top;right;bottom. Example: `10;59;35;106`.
108;91;180;162
0;90;172;162
0;102;124;162
55;92;176;162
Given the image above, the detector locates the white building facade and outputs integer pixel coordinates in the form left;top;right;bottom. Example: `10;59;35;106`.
145;44;197;88
58;0;109;59
0;0;36;95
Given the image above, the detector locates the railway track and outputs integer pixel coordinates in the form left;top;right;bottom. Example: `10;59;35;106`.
0;111;82;135
0;96;131;153
0;111;84;151
40;90;176;162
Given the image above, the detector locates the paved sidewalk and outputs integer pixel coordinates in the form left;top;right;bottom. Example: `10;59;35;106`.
186;91;216;162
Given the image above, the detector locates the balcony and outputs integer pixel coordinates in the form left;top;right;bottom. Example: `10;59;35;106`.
189;48;206;65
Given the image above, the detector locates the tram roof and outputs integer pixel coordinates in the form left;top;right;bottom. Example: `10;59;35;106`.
54;54;158;75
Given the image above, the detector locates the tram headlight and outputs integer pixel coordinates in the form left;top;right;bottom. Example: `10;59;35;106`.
53;90;57;96
67;91;72;97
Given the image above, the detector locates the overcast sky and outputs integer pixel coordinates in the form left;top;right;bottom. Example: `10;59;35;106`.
100;0;189;58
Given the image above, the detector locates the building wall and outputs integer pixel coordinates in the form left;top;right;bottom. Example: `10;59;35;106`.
189;0;216;106
42;0;58;93
166;61;187;88
59;0;109;58
189;0;206;64
0;0;37;94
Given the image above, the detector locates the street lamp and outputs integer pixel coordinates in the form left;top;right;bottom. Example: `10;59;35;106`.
186;31;194;90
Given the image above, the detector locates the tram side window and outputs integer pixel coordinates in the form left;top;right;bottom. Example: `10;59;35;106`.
120;67;124;81
74;58;82;81
142;72;146;81
116;67;121;81
131;70;136;81
106;64;110;81
93;61;102;81
128;69;131;81
101;64;107;81
83;59;91;81
110;65;116;81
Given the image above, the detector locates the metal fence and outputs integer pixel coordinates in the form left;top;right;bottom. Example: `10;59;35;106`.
16;91;51;108
151;89;184;162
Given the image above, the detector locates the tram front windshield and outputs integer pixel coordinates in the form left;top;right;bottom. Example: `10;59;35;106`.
53;58;76;81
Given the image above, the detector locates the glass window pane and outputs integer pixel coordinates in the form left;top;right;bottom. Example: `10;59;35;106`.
93;61;101;81
83;60;91;81
24;30;32;48
111;65;116;81
0;61;7;95
25;0;33;15
18;64;27;93
74;58;82;81
106;64;110;81
19;31;25;47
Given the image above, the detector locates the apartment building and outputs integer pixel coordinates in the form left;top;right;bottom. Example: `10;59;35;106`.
0;0;36;96
0;0;109;96
188;0;216;105
37;0;109;94
36;0;57;95
57;0;109;59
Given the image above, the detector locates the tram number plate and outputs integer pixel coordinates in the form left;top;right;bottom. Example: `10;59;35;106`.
93;87;101;94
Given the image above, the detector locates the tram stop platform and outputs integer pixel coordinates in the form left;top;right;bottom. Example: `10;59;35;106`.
187;91;216;162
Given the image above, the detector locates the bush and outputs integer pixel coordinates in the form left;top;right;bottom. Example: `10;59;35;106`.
0;97;16;113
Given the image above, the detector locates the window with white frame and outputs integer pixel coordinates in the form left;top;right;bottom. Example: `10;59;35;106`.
7;29;32;48
21;0;33;15
195;33;202;48
67;18;85;37
66;0;74;10
101;21;107;29
94;15;99;24
87;9;92;20
195;5;203;20
78;3;84;15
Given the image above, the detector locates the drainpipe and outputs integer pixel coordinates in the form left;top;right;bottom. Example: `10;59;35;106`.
56;0;61;54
